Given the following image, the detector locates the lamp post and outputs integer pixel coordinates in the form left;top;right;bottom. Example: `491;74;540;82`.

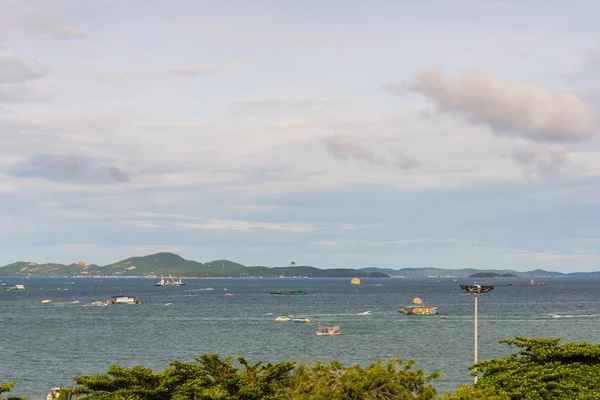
460;284;494;384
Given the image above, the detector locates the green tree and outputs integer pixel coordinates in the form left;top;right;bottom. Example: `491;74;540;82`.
441;385;509;400
0;382;26;400
0;383;17;395
279;356;441;400
74;354;295;400
469;336;600;400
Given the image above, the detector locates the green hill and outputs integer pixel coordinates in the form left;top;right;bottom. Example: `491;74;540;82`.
0;253;389;278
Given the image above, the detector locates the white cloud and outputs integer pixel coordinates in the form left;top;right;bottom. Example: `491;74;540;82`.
122;219;322;232
491;252;600;261
312;238;469;246
121;218;377;233
401;68;598;142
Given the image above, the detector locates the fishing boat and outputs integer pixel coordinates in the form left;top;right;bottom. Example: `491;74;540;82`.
7;284;25;291
106;295;141;305
270;290;308;295
155;275;186;286
292;317;311;323
275;316;292;322
397;306;439;315
316;326;341;336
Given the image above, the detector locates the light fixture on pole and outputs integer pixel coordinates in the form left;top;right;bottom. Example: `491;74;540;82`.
460;284;494;384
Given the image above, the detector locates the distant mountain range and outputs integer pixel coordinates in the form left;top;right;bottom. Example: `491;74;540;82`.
0;252;388;278
0;252;596;278
359;267;597;278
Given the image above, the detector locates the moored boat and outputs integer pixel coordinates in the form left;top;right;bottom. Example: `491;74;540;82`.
397;306;439;315
270;290;308;295
7;284;25;290
275;316;292;322
155;275;186;286
292;317;311;323
316;325;341;336
106;295;141;305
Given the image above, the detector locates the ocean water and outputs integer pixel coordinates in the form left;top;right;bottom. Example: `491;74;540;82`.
1;276;599;399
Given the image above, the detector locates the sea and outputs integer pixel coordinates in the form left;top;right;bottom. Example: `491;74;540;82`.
1;276;599;399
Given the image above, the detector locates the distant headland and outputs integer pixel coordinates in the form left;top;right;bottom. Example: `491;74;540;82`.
469;272;520;278
0;252;595;278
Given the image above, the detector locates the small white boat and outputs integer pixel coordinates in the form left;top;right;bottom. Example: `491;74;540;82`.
7;284;25;290
316;326;341;336
275;316;292;322
357;311;372;315
106;295;141;305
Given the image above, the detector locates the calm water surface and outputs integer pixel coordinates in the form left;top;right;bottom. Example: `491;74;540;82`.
1;276;599;399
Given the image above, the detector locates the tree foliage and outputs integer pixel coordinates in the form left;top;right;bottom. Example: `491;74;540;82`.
470;336;600;400
72;354;439;400
0;382;26;400
7;337;600;399
279;356;440;400
74;354;295;400
0;383;17;395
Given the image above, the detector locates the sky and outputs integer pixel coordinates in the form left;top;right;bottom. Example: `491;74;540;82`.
1;0;600;272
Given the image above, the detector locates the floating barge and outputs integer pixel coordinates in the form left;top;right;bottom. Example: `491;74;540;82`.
106;295;141;305
398;306;439;315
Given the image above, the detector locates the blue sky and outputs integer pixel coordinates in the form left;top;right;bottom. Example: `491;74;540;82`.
1;0;600;272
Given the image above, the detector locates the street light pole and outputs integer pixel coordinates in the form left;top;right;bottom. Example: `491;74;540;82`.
460;284;494;384
474;291;478;367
